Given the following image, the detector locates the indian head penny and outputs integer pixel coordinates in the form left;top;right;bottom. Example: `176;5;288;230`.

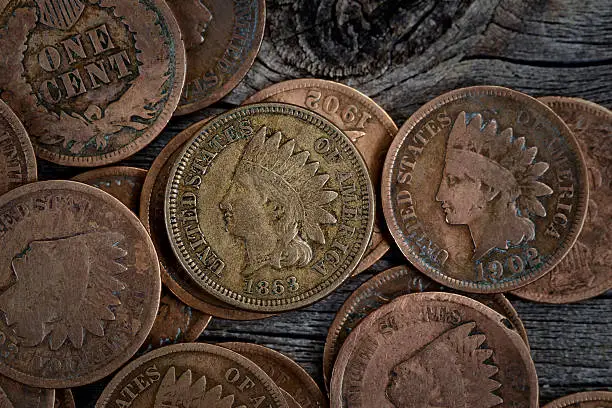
382;86;588;293
0;375;54;408
0;0;186;166
330;292;538;407
542;391;612;408
513;97;612;303
0;181;161;388
165;103;374;312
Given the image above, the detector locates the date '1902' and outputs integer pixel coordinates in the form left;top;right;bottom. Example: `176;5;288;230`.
475;248;542;283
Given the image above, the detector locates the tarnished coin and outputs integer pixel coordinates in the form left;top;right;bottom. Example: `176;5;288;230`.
0;0;186;166
140;120;275;320
0;386;11;408
542;391;612;408
0;181;161;387
53;389;75;408
221;342;327;408
282;390;302;408
169;0;266;115
330;292;538;407
244;79;398;274
0;375;54;408
0;99;36;197
382;86;588;293
95;343;289;408
513;97;612;303
166;103;374;312
323;265;529;389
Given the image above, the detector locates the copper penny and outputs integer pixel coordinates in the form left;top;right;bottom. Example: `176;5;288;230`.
169;0;266;115
282;390;302;408
0;181;161;387
542;391;612;408
513;97;612;303
0;99;36;197
330;292;538;407
53;389;75;408
0;0;186;166
221;342;327;408
244;79;398;275
166;103;375;312
0;386;11;408
140;119;275;320
95;343;289;408
322;264;529;390
0;375;54;408
382;86;588;293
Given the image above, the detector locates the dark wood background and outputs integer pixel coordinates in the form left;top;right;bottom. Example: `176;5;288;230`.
38;0;611;405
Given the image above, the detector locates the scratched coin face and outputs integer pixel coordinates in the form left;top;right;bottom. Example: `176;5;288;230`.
0;181;160;388
0;0;185;166
382;86;589;293
542;391;612;408
165;103;374;312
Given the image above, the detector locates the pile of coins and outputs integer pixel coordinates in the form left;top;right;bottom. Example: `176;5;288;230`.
0;0;609;407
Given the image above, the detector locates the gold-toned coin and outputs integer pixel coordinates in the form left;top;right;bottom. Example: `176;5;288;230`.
542;391;612;408
165;103;374;312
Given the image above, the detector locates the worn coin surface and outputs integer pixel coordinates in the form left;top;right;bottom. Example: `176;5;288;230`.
244;79;398;274
322;264;529;389
221;342;327;408
330;292;538;407
140;120;275;320
542;391;612;408
0;181;161;387
281;390;302;408
168;0;266;115
513;97;611;303
0;0;186;166
95;343;289;408
53;389;75;408
72;167;147;213
0;375;54;408
166;103;374;312
382;86;588;293
0;99;37;197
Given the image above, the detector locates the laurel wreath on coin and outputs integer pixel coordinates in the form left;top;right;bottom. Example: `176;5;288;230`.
0;0;170;154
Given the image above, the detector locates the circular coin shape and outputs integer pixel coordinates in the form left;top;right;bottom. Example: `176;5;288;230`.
140;120;275;320
0;0;186;166
330;292;538;407
322;264;529;389
0;375;54;408
53;389;75;408
244;79;398;274
221;342;327;408
0;181;161;388
513;97;612;303
281;390;302;408
382;86;588;293
95;343;289;408
542;391;612;408
0;99;37;197
166;103;375;312
169;0;266;115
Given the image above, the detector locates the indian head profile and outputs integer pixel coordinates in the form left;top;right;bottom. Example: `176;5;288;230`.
436;112;553;260
171;0;213;51
220;126;338;277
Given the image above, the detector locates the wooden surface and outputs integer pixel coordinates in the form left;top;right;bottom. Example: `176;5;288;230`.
38;0;611;404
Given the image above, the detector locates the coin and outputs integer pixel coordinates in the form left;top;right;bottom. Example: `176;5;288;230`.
0;99;36;197
221;342;327;408
244;79;398;274
382;86;588;293
0;0;186;166
72;166;147;213
282;390;302;408
53;389;75;408
0;386;11;408
169;0;266;115
542;391;612;408
95;343;289;408
513;97;612;303
140;120;275;320
322;264;529;389
166;103;375;312
0;375;54;408
0;181;161;387
330;292;538;407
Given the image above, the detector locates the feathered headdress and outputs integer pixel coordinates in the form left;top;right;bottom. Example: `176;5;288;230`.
155;367;235;408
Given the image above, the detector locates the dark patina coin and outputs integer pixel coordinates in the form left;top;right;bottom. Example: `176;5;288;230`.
0;375;54;408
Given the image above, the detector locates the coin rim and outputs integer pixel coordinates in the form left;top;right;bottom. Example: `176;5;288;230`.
54;389;75;408
541;391;612;408
0;98;37;188
72;166;148;186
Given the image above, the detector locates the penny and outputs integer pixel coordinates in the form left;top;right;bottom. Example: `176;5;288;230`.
244;79;398;275
542;391;612;408
513;97;612;303
140;119;275;320
0;375;54;408
382;86;588;293
282;390;302;408
0;181;161;387
0;0;186;166
322;264;529;389
95;343;289;408
0;387;11;408
221;342;327;408
53;389;75;408
166;103;375;312
330;292;538;407
169;0;266;115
